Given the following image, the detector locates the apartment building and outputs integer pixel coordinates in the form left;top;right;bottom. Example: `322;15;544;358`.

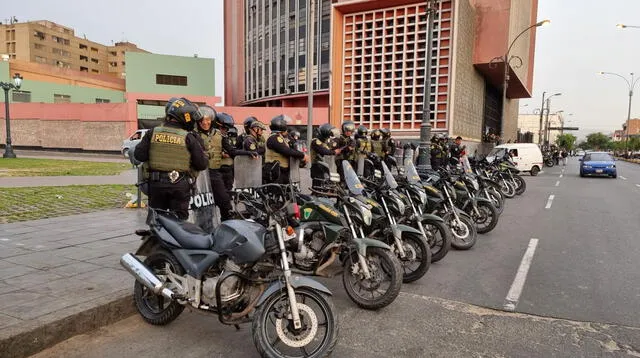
0;19;147;78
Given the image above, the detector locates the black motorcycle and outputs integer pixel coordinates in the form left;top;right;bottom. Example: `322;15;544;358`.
121;186;339;358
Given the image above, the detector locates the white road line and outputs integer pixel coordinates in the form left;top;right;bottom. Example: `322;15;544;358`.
620;176;627;180
504;238;539;311
545;195;555;209
636;184;640;188
559;174;563;178
0;238;9;242
555;181;560;187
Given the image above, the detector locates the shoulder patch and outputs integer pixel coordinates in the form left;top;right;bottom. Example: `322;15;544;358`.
315;139;322;145
249;143;256;150
277;136;284;143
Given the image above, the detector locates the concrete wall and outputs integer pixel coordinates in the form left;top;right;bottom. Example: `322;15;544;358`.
450;0;485;143
125;52;215;96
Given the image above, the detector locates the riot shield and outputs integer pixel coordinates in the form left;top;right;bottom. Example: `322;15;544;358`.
404;148;415;166
393;146;405;169
289;157;301;184
356;156;366;176
234;155;263;189
187;170;217;233
342;160;364;195
321;155;340;183
381;161;399;190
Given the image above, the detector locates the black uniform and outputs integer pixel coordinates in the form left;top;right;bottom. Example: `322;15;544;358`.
134;123;208;220
265;133;305;184
310;138;336;188
242;135;266;156
449;143;463;161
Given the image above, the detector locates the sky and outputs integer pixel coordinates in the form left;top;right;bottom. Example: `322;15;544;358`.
6;0;640;140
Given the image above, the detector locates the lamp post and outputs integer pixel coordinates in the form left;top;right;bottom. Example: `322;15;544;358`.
542;93;561;148
617;24;640;29
598;71;640;154
417;0;438;171
496;19;550;144
1;73;23;158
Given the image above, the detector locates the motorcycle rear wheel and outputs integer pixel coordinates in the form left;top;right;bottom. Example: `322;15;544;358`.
252;288;339;358
133;250;185;326
342;247;402;310
514;175;526;195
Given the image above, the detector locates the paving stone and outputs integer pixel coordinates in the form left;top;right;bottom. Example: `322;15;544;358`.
46;262;103;278
0;244;31;259
0;313;22;330
52;247;111;261
3;252;74;270
3;294;91;320
0;290;50;310
3;272;65;290
87;255;125;270
0;260;38;279
9;238;71;252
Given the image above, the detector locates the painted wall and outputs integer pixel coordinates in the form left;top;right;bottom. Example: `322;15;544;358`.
125;52;216;96
10;79;124;103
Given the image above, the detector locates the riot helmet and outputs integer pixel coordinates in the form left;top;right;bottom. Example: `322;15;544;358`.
356;125;369;138
342;121;356;136
228;126;238;137
197;105;217;132
371;129;381;140
166;97;202;131
289;129;301;140
243;116;257;133
318;123;335;141
380;127;391;139
165;97;179;114
270;115;288;133
214;112;235;130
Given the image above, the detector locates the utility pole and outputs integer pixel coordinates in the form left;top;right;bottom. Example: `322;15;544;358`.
305;0;316;150
417;0;437;171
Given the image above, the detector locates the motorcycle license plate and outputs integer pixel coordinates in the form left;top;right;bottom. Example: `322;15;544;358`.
595;169;603;173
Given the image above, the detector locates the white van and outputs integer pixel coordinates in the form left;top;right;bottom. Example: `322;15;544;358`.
486;143;544;176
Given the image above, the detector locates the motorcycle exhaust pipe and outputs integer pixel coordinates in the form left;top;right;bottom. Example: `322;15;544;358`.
120;253;174;300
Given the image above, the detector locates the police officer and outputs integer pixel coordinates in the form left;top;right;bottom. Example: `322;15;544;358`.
430;135;445;170
217;112;258;192
310;123;341;188
449;136;464;165
288;129;302;150
355;125;372;159
196;107;235;221
264;115;308;184
242;120;267;156
334;121;357;163
380;128;395;158
237;116;257;150
371;129;386;159
134;97;208;220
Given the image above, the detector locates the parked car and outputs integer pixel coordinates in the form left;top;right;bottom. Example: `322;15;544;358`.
579;152;617;178
486;143;544;176
575;149;585;157
121;129;149;158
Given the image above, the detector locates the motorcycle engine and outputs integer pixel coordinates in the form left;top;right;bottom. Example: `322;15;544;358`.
293;229;324;270
201;261;244;307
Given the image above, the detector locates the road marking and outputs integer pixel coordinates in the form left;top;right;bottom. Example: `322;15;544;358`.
636;184;640;188
559;174;563;178
545;195;555;209
555;181;560;187
504;238;539;311
620;176;627;180
0;238;9;242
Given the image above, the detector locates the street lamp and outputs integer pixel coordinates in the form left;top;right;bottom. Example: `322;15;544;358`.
542;93;561;147
495;19;550;144
417;0;438;171
537;92;561;146
1;73;23;158
617;24;640;29
598;71;640;154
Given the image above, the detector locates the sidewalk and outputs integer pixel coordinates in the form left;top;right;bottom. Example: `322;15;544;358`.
0;169;137;188
0;208;147;358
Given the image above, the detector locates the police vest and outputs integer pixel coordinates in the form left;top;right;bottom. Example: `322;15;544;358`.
200;129;224;169
221;135;234;166
311;138;331;163
358;138;372;155
148;126;191;173
372;140;385;157
265;133;290;168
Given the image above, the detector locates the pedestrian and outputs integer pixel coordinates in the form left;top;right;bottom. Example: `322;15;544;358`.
134;97;208;220
264;115;309;184
561;148;568;166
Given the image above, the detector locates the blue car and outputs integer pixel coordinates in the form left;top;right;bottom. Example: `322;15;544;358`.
579;152;617;178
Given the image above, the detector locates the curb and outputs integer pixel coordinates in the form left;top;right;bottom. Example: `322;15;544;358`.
0;292;135;358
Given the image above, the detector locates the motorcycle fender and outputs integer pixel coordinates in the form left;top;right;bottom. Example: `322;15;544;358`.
256;275;333;307
475;197;493;205
351;237;392;257
135;236;159;256
393;224;423;237
420;213;444;223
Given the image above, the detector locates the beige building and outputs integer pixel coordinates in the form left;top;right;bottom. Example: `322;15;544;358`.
0;20;147;78
518;112;563;146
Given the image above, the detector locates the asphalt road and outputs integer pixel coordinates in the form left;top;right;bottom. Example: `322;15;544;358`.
31;157;640;357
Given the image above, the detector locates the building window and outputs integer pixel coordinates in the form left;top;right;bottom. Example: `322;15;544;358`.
34;43;45;50
79;43;88;50
90;47;99;53
80;66;88;72
156;74;188;86
109;61;118;67
35;55;47;64
109;51;117;56
34;31;46;40
95;98;110;103
80;55;88;61
91;69;99;74
91;58;99;64
12;90;31;103
54;94;71;103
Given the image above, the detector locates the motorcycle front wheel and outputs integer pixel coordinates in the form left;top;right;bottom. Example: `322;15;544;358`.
443;212;477;250
513;175;526;195
342;247;403;310
422;219;452;263
252;287;339;358
396;231;432;283
471;201;499;234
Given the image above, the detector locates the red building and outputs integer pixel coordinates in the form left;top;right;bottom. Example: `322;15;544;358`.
224;0;540;148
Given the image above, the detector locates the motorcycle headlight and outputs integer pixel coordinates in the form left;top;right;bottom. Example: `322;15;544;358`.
360;205;372;226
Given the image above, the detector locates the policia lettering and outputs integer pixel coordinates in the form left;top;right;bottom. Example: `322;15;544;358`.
149;126;190;174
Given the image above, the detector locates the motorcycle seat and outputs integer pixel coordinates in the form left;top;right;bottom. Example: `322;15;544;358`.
156;215;213;250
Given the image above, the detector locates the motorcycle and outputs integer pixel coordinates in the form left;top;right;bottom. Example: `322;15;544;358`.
120;186;339;358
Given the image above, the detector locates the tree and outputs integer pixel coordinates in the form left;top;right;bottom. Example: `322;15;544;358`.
629;137;640;152
585;132;611;150
556;134;577;150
